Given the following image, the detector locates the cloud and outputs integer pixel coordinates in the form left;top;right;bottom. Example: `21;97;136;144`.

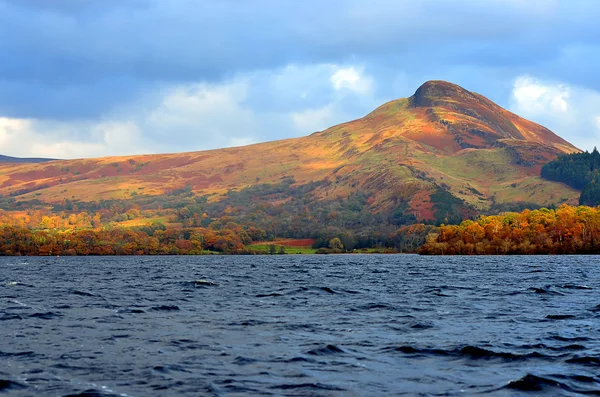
1;0;600;157
0;63;383;158
0;118;146;159
512;76;570;114
0;80;262;158
510;75;600;151
142;80;258;146
331;67;373;95
290;106;336;133
1;0;600;120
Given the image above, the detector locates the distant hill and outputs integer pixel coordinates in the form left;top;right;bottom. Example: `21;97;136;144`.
0;154;55;163
0;80;581;226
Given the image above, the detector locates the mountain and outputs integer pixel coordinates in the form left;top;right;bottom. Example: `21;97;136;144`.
0;81;581;225
0;154;55;163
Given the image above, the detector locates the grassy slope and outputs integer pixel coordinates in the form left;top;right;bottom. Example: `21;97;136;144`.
0;81;581;216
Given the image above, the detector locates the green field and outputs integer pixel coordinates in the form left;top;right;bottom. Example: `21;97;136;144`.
248;243;317;254
247;244;399;254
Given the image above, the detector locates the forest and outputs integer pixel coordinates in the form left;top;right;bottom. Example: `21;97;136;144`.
419;205;600;255
541;147;600;206
0;220;436;256
4;200;600;255
3;152;600;256
0;181;438;255
0;176;466;255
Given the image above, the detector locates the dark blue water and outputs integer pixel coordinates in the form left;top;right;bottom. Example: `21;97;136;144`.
1;255;599;396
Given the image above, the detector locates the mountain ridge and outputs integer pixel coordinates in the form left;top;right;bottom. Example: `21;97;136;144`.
0;80;581;223
0;154;56;163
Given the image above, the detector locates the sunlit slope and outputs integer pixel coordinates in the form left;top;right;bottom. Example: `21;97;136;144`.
0;81;581;217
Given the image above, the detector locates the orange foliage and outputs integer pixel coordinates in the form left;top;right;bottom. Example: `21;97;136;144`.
0;222;262;256
419;204;600;255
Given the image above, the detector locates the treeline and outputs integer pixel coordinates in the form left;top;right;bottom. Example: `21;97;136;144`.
419;205;600;255
0;219;437;256
2;176;475;244
541;148;600;205
0;176;474;256
0;223;258;256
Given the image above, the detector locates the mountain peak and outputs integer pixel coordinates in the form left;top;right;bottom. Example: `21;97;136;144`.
411;80;475;108
380;79;580;153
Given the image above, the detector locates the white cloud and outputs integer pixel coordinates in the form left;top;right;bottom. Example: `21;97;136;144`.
0;80;264;158
510;75;600;151
0;118;147;159
142;80;261;148
330;66;373;95
0;118;28;147
0;63;384;159
290;106;335;133
512;75;569;114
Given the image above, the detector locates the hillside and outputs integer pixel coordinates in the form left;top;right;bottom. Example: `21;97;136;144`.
0;81;581;226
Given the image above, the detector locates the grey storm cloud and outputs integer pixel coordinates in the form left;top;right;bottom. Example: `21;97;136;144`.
1;0;600;118
1;0;600;158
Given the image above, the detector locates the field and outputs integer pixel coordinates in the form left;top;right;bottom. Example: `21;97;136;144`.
249;239;316;254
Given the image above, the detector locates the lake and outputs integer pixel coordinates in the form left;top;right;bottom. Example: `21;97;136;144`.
1;255;599;396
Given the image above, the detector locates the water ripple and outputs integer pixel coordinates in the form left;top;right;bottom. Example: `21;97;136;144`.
1;255;599;396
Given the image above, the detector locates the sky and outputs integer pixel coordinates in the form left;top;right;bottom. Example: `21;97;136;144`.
0;0;599;159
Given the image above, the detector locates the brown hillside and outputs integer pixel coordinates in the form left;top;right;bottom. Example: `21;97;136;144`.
0;81;581;221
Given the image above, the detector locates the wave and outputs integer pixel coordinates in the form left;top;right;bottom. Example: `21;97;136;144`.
63;389;120;397
307;344;345;356
194;279;218;287
214;384;261;394
29;312;62;320
505;374;567;392
389;345;556;361
269;382;346;391
3;281;34;287
257;286;359;297
360;303;394;310
546;314;578;320
233;356;258;365
560;284;593;290
255;292;283;297
148;305;180;312
117;308;145;314
0;313;23;321
153;364;191;373
71;290;96;297
0;350;35;356
503;373;600;394
519;343;586;351
280;356;317;363
550;335;590;342
408;321;435;330
567;356;600;366
287;286;339;295
529;286;564;295
228;319;269;326
0;379;26;391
